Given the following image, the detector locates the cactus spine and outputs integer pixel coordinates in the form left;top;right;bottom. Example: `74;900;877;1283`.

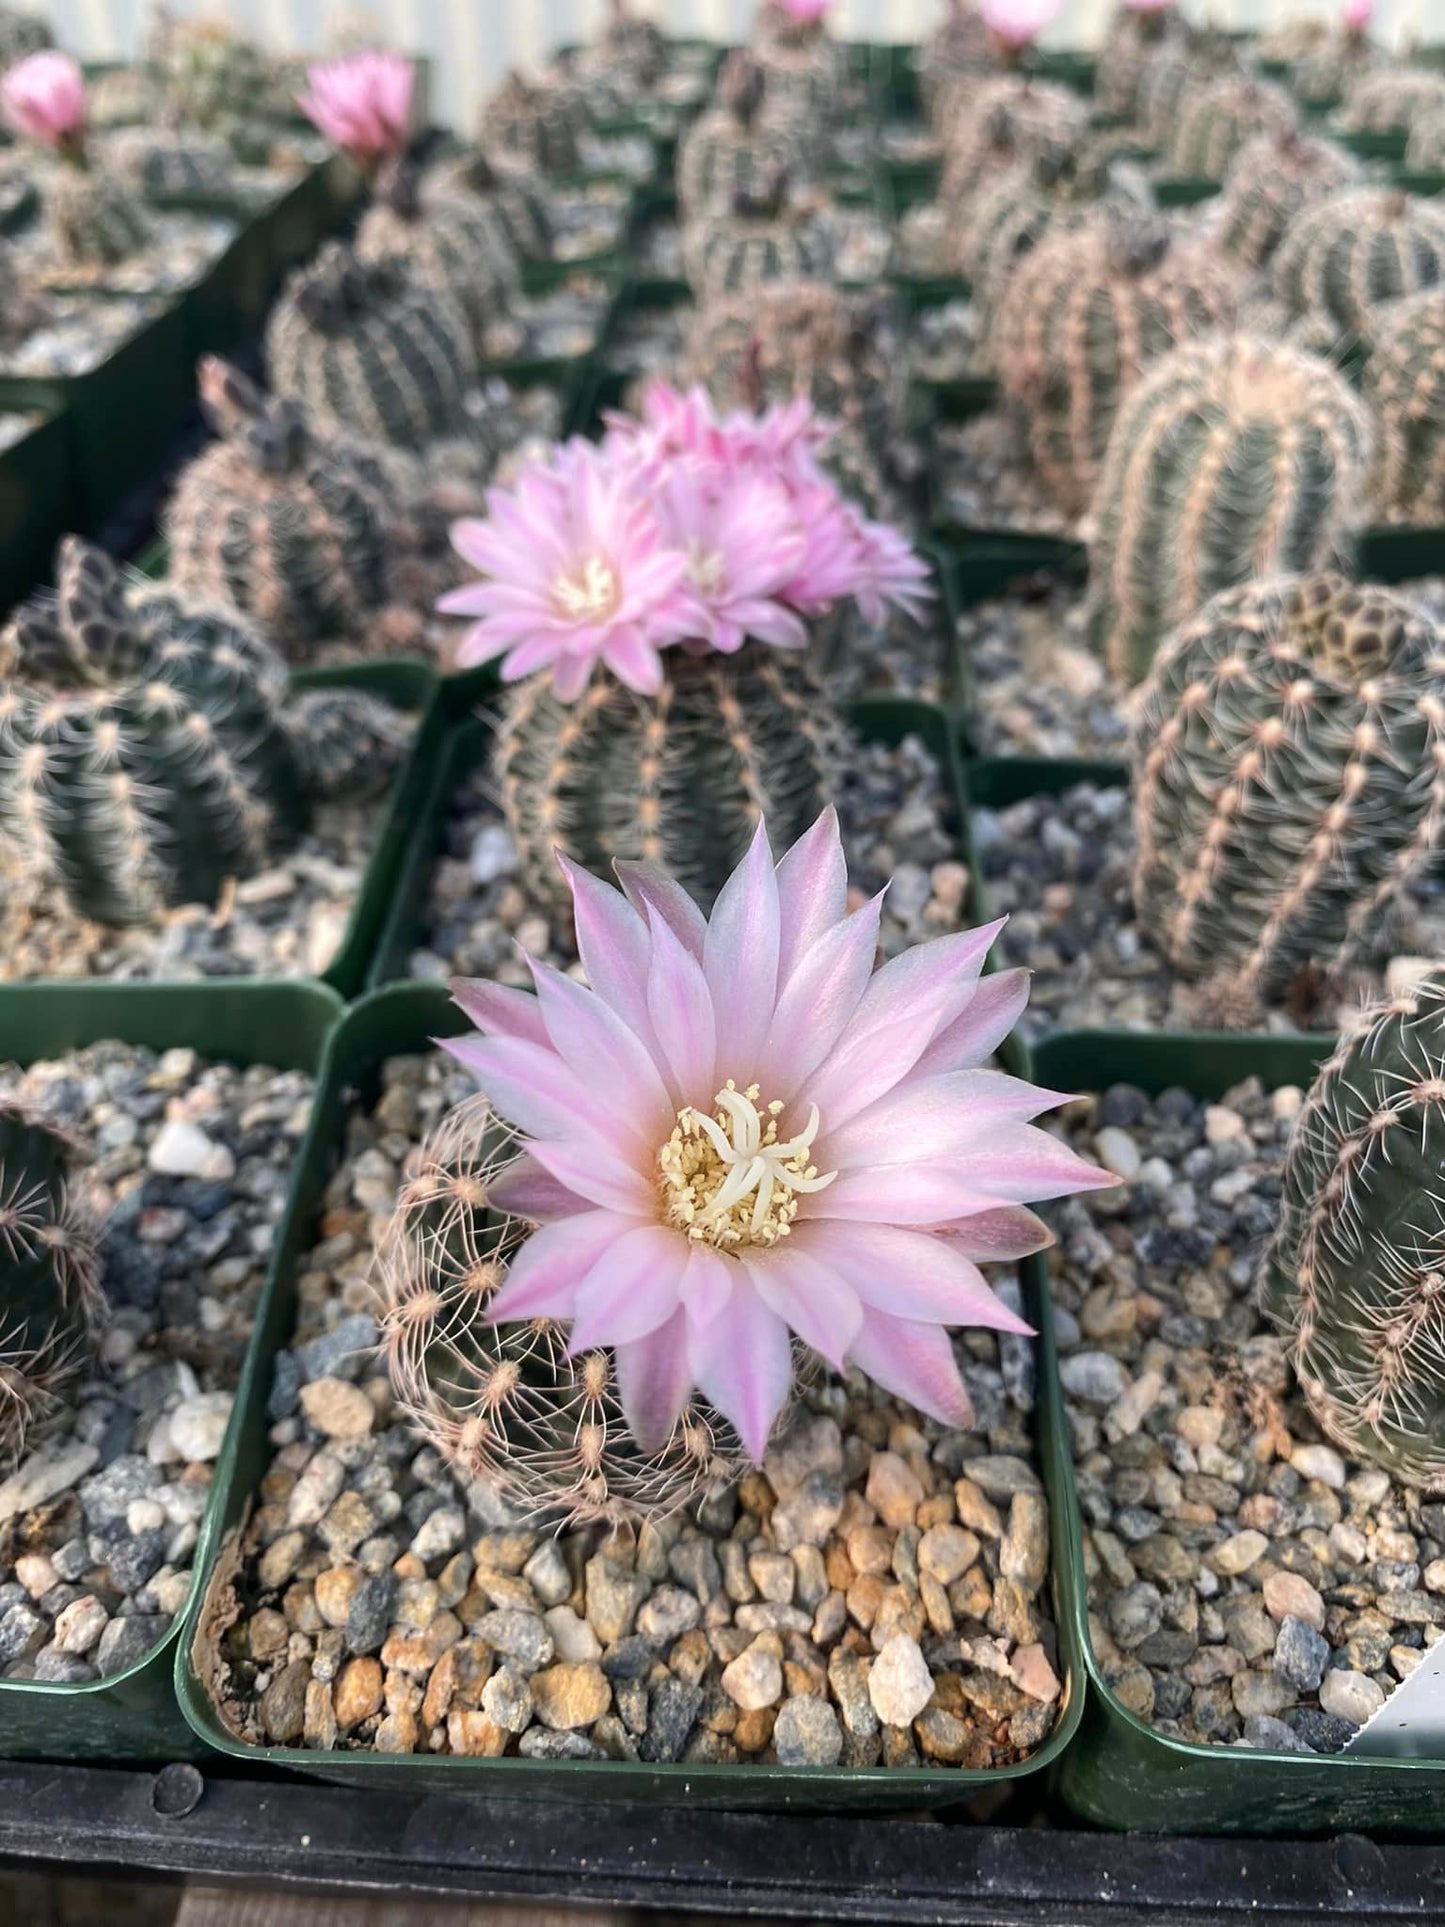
1215;129;1360;272
991;214;1241;518
1161;73;1297;182
1085;336;1374;688
917;0;993;127
1407;108;1445;175
1365;290;1445;526
1273;188;1445;346
104;128;239;206
951;137;1138;318
266;243;477;453
1093;5;1185;124
937;78;1085;214
1263;976;1445;1492
496;641;842;915
1132;573;1445;1022
0;1103;103;1475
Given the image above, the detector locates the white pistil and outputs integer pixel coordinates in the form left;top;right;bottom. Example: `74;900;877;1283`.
552;554;620;622
658;1081;837;1251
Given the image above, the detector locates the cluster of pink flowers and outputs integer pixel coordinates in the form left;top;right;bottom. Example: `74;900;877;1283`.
295;49;414;171
440;382;932;703
2;51;87;158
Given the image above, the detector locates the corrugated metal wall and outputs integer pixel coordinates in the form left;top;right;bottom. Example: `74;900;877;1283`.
44;0;1437;132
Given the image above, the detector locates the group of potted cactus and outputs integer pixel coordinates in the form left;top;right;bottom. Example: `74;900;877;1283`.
2;0;1445;1854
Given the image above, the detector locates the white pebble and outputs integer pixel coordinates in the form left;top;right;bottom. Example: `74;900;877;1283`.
868;1633;934;1728
147;1119;234;1182
168;1391;234;1464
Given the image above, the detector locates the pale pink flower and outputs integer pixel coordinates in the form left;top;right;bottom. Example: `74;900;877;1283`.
979;0;1061;51
439;442;691;700
654;461;809;655
1343;0;1372;31
848;510;936;627
296;50;414;169
601;381;726;470
446;812;1115;1460
775;0;832;22
3;51;86;156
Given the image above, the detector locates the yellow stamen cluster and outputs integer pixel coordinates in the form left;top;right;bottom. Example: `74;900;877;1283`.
552;554;620;623
658;1081;837;1251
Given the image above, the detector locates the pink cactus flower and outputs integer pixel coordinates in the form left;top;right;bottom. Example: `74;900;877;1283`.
296;50;414;170
2;51;86;158
1343;0;1372;31
654;461;809;655
979;0;1061;51
775;0;832;22
447;812;1114;1459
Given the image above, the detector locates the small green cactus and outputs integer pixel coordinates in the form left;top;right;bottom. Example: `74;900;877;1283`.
1263;975;1445;1492
46;167;151;268
1086;336;1374;688
105;127;240;207
1336;66;1445;136
677;51;804;221
496;640;843;915
357;159;520;352
1273;188;1445;348
682;170;837;300
480;69;587;175
1132;574;1445;1022
938;77;1085;213
1093;3;1188;124
1216;128;1360;272
435;148;554;264
1161;72;1297;182
266;242;478;454
1365;290;1445;526
0;1102;103;1475
990;212;1241;518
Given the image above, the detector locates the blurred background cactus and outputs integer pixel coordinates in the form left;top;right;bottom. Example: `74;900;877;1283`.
1272;188;1445;349
1215;128;1360;272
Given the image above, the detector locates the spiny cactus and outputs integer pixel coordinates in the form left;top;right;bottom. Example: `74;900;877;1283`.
917;0;993;126
1273;188;1445;349
378;1091;745;1525
1406;107;1445;175
1262;976;1445;1492
0;538;407;925
154;15;273;137
682;171;837;300
1136;31;1243;153
751;0;852;137
1336;66;1445;136
480;69;587;175
0;1102;103;1476
1292;28;1377;110
677;51;804;220
105;127;239;206
1363;289;1445;526
497;640;843;916
990;213;1241;519
165;358;403;659
46;168;151;269
1215;128;1361;272
1093;4;1189;124
938;76;1085;212
1132;574;1445;1025
1161;71;1297;182
356;159;519;350
1085;335;1374;688
435;147;554;264
266;242;477;454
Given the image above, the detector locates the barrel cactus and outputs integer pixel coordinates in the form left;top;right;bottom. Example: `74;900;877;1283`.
1;54;152;268
0;5;50;67
1137;31;1243;154
1273;188;1445;348
1407;108;1445;175
434;148;554;264
682;172;837;300
1363;289;1445;526
154;15;273;136
479;69;587;175
751;0;852;138
1215;128;1361;272
1336;67;1445;136
677;51;804;220
356;159;519;349
991;213;1241;518
1292;25;1377;110
917;0;993;126
1094;3;1190;125
0;1103;103;1475
1263;977;1445;1492
938;76;1085;212
1086;336;1374;687
104;127;239;206
1161;72;1297;182
0;538;408;924
266;242;477;454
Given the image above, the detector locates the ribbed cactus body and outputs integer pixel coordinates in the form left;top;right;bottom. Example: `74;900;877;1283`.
1093;7;1182;124
678;111;803;219
266;243;477;453
1263;977;1445;1491
1132;575;1445;1022
1086;337;1373;688
438;150;554;263
497;641;841;914
1364;290;1445;526
1408;108;1445;173
1292;32;1375;109
0;1103;103;1474
752;10;851;136
1216;130;1360;271
683;191;836;300
158;18;272;133
1273;189;1445;346
481;72;587;174
1137;36;1242;153
1162;73;1297;181
1337;67;1445;135
917;0;992;126
106;128;238;206
357;169;519;350
938;78;1084;211
379;1092;743;1524
47;167;151;268
991;216;1240;519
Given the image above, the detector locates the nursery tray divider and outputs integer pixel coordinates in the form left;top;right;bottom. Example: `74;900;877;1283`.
1358;527;1445;583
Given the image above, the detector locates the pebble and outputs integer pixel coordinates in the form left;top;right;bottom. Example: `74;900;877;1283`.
773;1695;844;1767
298;1378;375;1441
1319;1669;1386;1728
722;1642;785;1711
168;1392;234;1463
868;1634;935;1728
529;1662;611;1732
147;1119;235;1181
1262;1572;1326;1633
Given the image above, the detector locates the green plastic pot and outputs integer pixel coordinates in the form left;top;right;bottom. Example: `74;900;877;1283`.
0;408;72;612
0;978;343;1763
173;978;1084;1810
1029;1027;1445;1836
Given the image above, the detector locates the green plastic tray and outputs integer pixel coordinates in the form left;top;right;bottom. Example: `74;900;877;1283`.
173;979;1084;1809
1359;527;1445;582
1029;1027;1445;1836
0;978;343;1762
1338;128;1410;162
1153;177;1222;208
1396;170;1445;197
0;408;72;612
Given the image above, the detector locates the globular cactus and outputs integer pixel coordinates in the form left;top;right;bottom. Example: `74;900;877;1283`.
1363;289;1445;526
1085;335;1374;688
104;127;240;207
677;51;805;221
1336;67;1445;137
497;640;843;915
1273;189;1445;349
435;147;554;264
990;213;1241;519
1136;32;1243;154
356;159;519;350
165;358;406;659
1093;4;1188;125
0;537;407;925
154;15;273;138
46;169;151;268
0;1103;103;1476
1215;128;1361;272
1406;108;1445;175
378;1091;745;1525
479;69;588;175
917;0;993;127
1262;976;1445;1493
938;77;1085;213
751;0;852;138
682;170;837;301
1132;574;1445;1026
88;64;162;131
1161;72;1297;182
1292;29;1377;111
266;242;478;454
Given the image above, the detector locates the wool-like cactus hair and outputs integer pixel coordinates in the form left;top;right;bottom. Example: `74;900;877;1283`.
377;1091;748;1525
681;167;838;299
1161;71;1297;182
1132;573;1445;1025
1085;336;1374;688
1215;128;1361;272
1363;289;1445;527
676;52;806;220
1273;188;1445;348
1336;66;1445;136
990;211;1241;519
478;68;588;175
265;242;478;453
433;147;554;264
1263;974;1445;1490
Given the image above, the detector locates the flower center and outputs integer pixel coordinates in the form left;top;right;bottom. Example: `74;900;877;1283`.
551;554;620;623
658;1081;837;1251
687;541;727;599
